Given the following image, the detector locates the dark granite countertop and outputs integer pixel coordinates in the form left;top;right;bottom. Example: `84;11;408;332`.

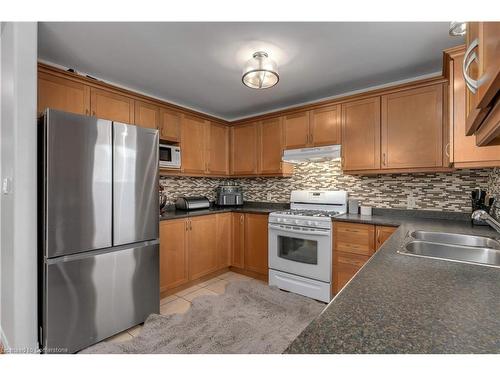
286;216;500;354
159;202;289;221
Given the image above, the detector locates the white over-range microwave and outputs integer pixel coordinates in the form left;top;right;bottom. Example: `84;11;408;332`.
159;144;181;169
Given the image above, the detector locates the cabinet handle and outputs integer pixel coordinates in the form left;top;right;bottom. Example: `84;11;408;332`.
445;142;450;158
462;38;485;94
189;220;192;230
91;110;96;116
85;109;89;115
185;221;188;231
240;215;244;224
382;153;386;166
376;229;380;245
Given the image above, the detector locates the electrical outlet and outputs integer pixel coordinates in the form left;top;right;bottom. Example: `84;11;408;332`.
407;194;416;209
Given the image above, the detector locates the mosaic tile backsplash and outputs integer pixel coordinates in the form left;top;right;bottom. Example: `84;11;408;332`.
160;162;500;213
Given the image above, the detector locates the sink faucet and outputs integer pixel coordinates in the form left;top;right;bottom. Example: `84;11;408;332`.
472;209;500;234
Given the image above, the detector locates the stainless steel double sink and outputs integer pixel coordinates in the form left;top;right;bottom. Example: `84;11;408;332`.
398;230;500;268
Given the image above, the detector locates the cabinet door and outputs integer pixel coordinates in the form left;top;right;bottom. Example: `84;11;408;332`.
134;100;159;129
260;117;284;173
38;72;90;116
188;216;218;280
375;225;397;251
159;108;181;142
244;214;269;276
160;219;188;291
216;213;232;269
181;115;208;174
90;87;134;123
231;213;245;269
333;251;370;294
310;105;341;146
207;122;229;175
381;84;443;169
341;97;381;171
283;111;310;149
449;51;500;167
231;122;258;175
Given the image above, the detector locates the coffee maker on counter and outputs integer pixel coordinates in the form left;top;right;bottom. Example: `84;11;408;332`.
216;181;244;206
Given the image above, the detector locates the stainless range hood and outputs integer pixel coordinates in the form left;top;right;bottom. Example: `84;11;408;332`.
282;145;341;163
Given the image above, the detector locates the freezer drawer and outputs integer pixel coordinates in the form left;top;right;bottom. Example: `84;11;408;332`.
113;122;159;246
44;109;113;258
42;242;159;353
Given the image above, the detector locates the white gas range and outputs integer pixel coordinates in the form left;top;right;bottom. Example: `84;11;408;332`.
268;190;347;302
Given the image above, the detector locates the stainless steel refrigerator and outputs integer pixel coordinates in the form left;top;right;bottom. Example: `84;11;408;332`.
39;109;159;353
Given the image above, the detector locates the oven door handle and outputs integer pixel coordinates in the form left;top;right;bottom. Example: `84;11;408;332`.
268;223;331;236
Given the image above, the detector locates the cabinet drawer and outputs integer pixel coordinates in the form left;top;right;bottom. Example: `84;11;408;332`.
334;222;375;256
336;252;370;268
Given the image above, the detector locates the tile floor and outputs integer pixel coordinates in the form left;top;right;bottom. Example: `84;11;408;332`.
105;271;255;343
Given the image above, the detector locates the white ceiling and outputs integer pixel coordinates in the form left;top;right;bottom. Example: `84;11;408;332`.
38;22;463;121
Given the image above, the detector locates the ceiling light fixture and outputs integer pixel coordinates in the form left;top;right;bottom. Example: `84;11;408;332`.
242;51;279;89
449;22;467;36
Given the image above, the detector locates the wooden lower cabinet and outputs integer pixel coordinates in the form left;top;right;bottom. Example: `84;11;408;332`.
333;252;371;294
159;219;188;293
231;213;245;269
243;214;269;276
333;222;397;294
376;225;397;250
188;216;218;280
159;213;235;293
216;213;232;268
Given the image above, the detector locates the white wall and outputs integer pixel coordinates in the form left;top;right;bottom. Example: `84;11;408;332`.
0;22;38;353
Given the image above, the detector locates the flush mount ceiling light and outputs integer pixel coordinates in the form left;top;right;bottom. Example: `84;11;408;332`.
449;22;467;36
242;51;279;89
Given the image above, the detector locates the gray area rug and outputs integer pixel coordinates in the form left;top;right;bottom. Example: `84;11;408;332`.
82;279;325;354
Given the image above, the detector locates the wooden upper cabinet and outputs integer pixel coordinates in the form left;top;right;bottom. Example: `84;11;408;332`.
159;108;181;142
188;216;218;280
447;48;500;168
160;219;188;292
341;97;381;171
181;115;208;174
244;214;269;276
381;84;443;169
260;117;284;173
90;87;134;123
207;122;229;175
464;22;500;136
283;111;310;149
310;105;341;146
38;72;90;116
231;122;259;175
134;100;159;129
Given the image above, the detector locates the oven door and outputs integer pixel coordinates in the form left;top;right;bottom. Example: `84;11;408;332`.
268;223;332;283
